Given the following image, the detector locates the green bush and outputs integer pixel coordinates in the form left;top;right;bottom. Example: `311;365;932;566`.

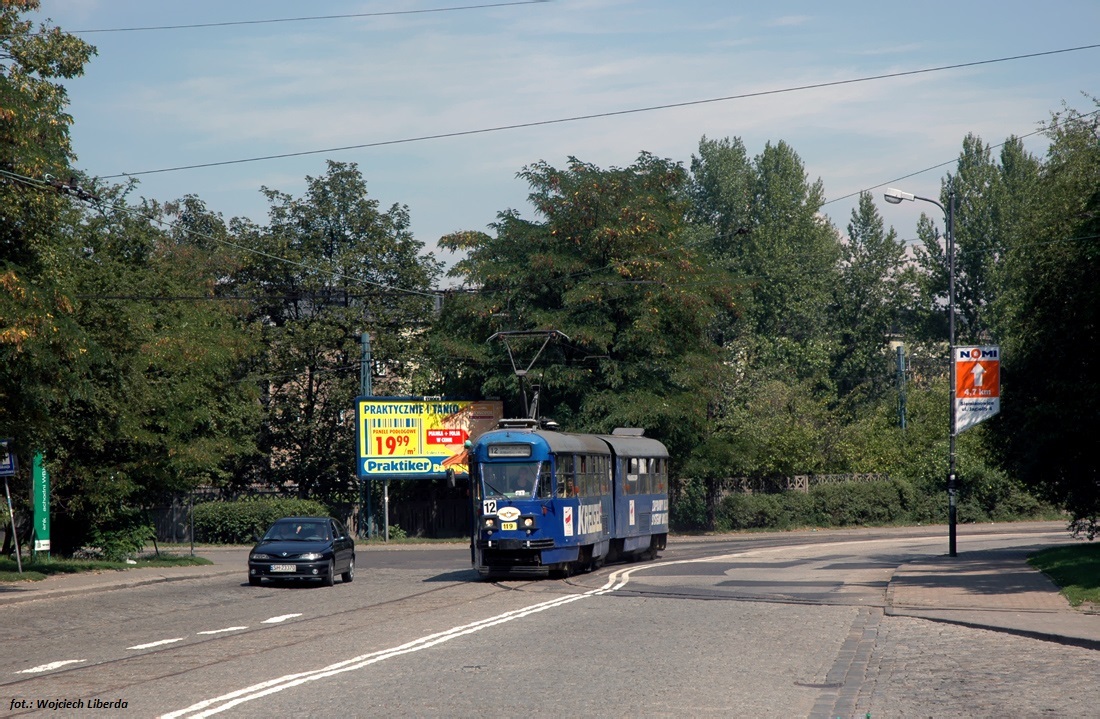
671;477;708;531
710;474;1052;532
810;479;913;526
192;497;330;544
716;479;916;531
88;507;155;561
718;492;813;530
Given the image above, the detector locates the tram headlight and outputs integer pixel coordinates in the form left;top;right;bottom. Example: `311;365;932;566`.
483;517;497;530
522;517;535;529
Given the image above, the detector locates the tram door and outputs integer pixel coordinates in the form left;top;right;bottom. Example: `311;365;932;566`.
468;461;481;568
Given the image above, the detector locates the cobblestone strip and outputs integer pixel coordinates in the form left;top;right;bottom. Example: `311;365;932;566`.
852;615;1100;718
809;606;882;719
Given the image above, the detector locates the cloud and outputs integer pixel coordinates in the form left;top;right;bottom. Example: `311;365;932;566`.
37;1;1100;256
767;15;812;27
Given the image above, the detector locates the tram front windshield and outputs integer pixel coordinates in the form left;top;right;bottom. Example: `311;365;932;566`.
481;461;544;499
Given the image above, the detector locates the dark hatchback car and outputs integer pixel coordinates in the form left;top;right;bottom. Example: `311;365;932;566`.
248;516;355;587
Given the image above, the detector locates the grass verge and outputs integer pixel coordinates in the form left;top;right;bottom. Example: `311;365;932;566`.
0;553;212;584
1028;543;1100;607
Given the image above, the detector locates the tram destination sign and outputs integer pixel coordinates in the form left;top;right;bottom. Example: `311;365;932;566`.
356;398;503;479
955;345;1001;434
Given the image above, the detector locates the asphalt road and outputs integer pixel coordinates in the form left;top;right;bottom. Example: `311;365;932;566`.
1;525;1096;718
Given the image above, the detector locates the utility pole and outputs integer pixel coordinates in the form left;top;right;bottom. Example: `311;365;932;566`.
884;187;958;556
360;332;373;540
896;344;907;430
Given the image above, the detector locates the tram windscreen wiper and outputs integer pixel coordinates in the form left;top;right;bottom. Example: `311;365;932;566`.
483;480;507;498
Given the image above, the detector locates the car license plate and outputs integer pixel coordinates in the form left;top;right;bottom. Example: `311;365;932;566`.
270;564;296;572
501;522;517;530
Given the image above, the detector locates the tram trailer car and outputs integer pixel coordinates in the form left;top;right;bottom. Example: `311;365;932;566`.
470;422;670;578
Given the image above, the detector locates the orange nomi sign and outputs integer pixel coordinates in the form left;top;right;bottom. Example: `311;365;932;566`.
955;346;1000;434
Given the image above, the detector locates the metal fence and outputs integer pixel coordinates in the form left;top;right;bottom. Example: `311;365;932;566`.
719;473;891;495
146;488;466;542
147;488;359;544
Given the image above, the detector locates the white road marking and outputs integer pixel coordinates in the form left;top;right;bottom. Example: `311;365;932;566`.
197;627;248;635
261;614;302;624
129;638;184;650
18;660;86;674
161;563;685;719
163;532;1065;718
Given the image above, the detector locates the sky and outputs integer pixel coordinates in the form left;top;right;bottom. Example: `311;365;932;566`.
27;0;1100;277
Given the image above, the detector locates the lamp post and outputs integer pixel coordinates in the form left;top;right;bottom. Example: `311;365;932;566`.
884;187;958;557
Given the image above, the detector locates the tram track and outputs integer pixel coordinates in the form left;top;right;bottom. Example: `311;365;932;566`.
0;578;500;697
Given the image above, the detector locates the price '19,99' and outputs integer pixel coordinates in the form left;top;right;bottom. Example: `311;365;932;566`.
375;434;411;455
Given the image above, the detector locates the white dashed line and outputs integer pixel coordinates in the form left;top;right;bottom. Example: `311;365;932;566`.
197;627;248;635
262;614;302;624
129;638;185;650
18;660;86;674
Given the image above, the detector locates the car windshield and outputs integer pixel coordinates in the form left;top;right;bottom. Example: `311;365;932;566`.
264;521;330;542
481;461;543;498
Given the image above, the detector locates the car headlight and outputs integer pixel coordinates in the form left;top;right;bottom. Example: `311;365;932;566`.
299;553;324;560
251;553;273;560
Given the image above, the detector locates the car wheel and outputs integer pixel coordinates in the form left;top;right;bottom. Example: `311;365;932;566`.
249;575;261;586
322;560;335;587
342;556;355;583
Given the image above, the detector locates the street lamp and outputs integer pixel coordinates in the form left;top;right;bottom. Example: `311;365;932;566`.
884;187;958;557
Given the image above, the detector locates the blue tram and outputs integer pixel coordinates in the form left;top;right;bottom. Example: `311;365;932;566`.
469;419;669;578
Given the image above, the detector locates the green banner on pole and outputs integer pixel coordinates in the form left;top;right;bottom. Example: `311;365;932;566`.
32;452;50;556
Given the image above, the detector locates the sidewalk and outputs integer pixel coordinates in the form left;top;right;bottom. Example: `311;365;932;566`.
886;546;1100;650
3;542;1098;651
0;547;249;606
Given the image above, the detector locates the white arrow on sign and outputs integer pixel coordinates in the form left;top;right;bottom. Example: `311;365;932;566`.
971;363;986;387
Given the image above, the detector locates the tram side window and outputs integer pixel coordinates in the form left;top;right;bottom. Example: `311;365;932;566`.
584;455;602;496
537;462;553;498
598;455;611;495
556;454;575;498
579;454;603;497
626;457;638;495
655;457;667;493
578;455;589;496
640;457;652;494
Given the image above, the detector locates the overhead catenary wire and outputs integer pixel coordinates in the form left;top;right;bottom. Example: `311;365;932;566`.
823;108;1100;208
16;1;551;35
99;43;1100;180
0;168;440;300
5;87;1095;306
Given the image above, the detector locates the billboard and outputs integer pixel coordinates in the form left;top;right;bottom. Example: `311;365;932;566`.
33;452;49;554
0;438;15;476
955;345;1000;434
356;398;503;479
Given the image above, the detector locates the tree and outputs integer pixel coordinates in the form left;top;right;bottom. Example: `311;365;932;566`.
230;161;442;503
42;194;264;553
2;6;269;554
1;1;97;450
2;4;98;552
689;138;842;381
911;134;1041;347
832;192;911;399
434;152;731;461
680;138;848;525
993;101;1100;537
